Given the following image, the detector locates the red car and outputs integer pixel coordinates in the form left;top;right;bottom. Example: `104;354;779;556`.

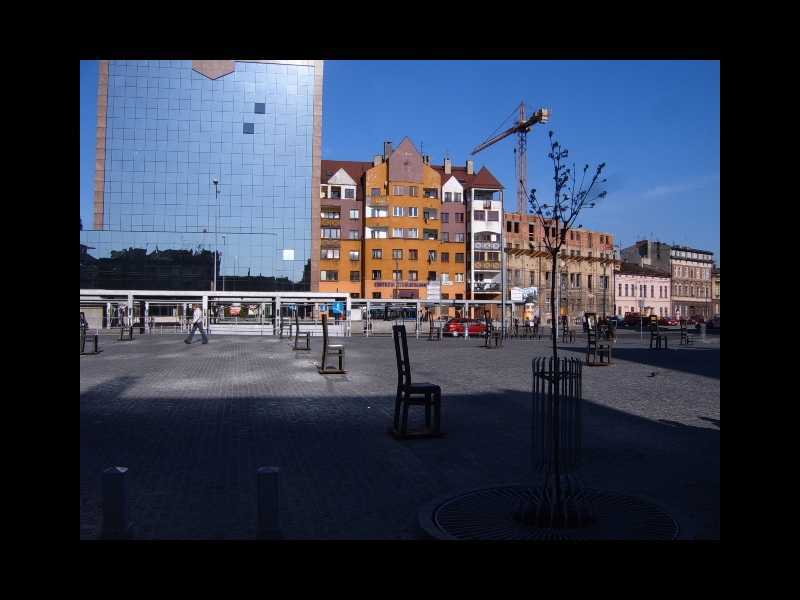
444;318;487;336
658;317;679;326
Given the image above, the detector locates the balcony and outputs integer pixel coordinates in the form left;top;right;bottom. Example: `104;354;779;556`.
474;241;500;251
367;195;389;206
474;261;501;271
320;217;341;228
473;281;501;292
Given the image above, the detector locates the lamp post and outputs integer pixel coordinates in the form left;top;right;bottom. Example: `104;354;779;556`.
221;234;226;292
212;178;220;292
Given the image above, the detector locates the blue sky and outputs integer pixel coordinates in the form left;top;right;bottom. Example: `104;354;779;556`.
80;60;720;262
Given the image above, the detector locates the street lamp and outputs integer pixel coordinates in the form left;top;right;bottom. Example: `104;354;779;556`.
221;234;226;291
212;178;220;292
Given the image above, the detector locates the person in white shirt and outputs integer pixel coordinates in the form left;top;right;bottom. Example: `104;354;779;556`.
184;304;208;344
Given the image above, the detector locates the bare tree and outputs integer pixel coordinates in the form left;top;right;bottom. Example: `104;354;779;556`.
523;131;607;523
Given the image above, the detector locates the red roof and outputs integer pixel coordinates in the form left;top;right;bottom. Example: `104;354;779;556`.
430;164;503;189
320;160;373;201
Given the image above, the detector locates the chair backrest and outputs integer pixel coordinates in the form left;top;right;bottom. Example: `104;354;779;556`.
392;324;411;388
321;313;329;347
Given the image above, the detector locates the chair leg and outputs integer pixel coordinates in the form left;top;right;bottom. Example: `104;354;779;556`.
425;398;431;429
434;391;441;433
394;390;402;432
402;401;410;435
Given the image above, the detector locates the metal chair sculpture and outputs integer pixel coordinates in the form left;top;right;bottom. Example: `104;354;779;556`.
81;327;99;354
317;314;346;374
649;316;668;349
560;318;575;344
679;320;694;345
292;312;310;351
391;324;443;439
585;313;611;366
428;317;443;341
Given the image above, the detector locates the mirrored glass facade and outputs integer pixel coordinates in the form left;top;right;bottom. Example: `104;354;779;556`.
80;60;321;291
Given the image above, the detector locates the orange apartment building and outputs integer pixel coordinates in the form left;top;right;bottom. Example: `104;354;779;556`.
318;137;506;305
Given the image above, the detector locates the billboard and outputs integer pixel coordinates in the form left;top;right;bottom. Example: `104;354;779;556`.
511;287;538;303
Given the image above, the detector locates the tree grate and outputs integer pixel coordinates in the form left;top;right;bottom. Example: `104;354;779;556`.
419;485;679;540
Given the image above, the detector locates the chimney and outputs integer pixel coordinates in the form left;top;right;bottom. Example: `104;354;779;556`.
383;141;392;160
466;160;474;175
422;154;430;165
444;157;452;174
373;155;382;167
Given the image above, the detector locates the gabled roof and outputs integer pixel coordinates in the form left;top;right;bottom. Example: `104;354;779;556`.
470;166;503;189
429;164;503;189
320;160;373;200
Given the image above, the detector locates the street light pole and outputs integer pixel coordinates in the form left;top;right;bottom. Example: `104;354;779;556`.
212;178;220;292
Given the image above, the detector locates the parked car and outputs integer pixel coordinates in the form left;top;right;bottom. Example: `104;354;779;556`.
707;314;720;329
623;312;644;327
658;316;679;327
444;318;487;336
607;316;624;328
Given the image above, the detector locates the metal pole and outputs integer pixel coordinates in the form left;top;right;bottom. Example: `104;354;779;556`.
213;179;220;292
256;467;281;539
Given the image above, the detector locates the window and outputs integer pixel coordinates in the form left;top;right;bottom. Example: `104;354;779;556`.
406;228;418;238
507;221;512;232
254;102;265;114
408;207;418;217
453;233;464;243
409;249;418;260
455;293;463;300
619;284;622;296
441;273;450;283
392;206;405;217
441;293;450;300
409;186;417;196
455;273;464;282
350;271;360;282
424;188;439;198
455;213;464;223
320;210;340;219
651;285;654;297
321;228;340;239
320;270;338;281
455;253;465;263
588;275;593;289
409;270;418;281
624;284;628;296
643;285;647;298
441;232;449;242
372;270;382;280
372;292;381;299
392;249;403;260
441;213;449;223
428;250;437;262
444;192;452;202
487;211;499;221
393;270;402;280
349;230;360;240
392;228;403;238
320;185;328;198
371;188;381;197
514;222;519;233
321;248;340;260
243;122;254;134
454;192;462;202
428;271;437;281
372;249;383;259
344;188;355;199
349;209;359;220
329;186;341;199
441;252;450;263
474;210;486;221
487;252;499;261
349;251;360;261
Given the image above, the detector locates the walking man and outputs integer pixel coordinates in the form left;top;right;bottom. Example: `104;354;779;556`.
184;304;208;344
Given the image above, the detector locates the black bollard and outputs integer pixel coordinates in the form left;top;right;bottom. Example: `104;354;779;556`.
256;467;281;539
101;466;133;539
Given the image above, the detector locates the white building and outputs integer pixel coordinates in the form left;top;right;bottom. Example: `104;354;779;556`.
615;263;671;318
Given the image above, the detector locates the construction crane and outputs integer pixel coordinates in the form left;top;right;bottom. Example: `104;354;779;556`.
471;102;550;215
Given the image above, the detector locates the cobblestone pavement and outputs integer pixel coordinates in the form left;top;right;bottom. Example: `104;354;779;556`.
80;329;720;539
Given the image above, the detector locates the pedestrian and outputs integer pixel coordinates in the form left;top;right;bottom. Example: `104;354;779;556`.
184;304;208;344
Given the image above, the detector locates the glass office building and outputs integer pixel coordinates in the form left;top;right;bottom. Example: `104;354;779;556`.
80;60;324;291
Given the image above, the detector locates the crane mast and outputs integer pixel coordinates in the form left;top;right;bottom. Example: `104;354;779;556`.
471;101;550;215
